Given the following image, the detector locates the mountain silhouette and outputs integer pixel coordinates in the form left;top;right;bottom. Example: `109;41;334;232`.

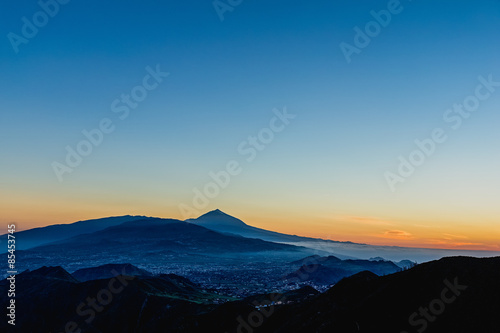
187;209;336;245
255;256;500;333
286;255;401;285
3;211;498;262
72;263;153;282
0;215;152;250
14;217;311;273
0;265;232;333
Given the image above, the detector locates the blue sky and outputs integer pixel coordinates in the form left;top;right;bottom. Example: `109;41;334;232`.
1;0;499;249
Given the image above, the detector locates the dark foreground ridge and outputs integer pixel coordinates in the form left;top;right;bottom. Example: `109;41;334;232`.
0;256;499;332
255;256;500;333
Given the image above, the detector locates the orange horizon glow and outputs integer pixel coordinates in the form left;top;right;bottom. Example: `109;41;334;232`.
1;205;499;253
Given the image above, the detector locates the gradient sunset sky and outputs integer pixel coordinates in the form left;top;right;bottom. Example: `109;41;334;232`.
1;0;499;251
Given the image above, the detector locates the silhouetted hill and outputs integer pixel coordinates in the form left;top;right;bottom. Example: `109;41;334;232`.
286;255;401;285
396;259;418;269
15;218;309;272
156;273;201;292
20;265;79;283
287;264;350;285
46;218;304;254
72;263;153;282
0;265;231;333
0;215;152;250
194;209;248;227
187;209;327;244
5;211;499;262
257;256;500;333
2;257;499;332
289;254;341;266
243;285;319;305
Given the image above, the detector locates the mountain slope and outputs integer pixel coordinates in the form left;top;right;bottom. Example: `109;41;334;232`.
0;215;153;250
72;263;153;282
187;209;348;253
0;265;230;333
15;218;311;272
2;256;499;332
258;256;500;333
286;255;401;285
187;210;500;262
6;211;499;262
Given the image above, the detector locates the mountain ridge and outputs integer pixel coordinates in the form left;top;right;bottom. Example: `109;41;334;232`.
3;210;500;262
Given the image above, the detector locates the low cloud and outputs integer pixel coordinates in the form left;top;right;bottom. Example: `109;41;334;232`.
442;233;468;240
381;229;413;239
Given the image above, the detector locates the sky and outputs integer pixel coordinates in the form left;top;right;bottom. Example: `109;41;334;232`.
1;0;499;251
